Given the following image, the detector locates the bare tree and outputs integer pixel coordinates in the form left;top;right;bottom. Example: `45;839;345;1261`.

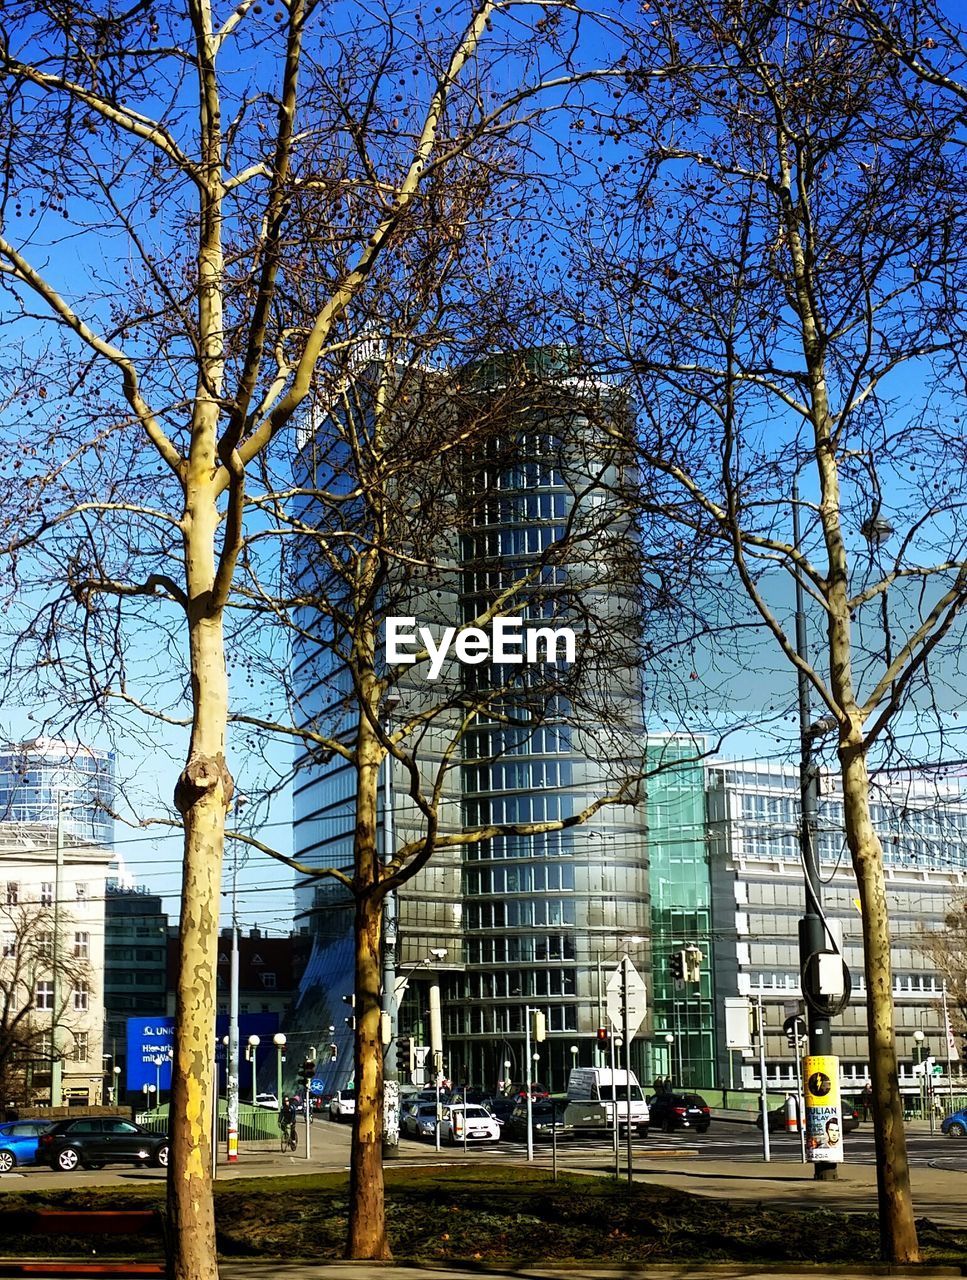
570;0;967;1262
0;1;622;1273
0;900;91;1110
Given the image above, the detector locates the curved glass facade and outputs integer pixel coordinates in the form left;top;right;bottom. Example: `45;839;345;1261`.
289;349;649;1092
0;739;114;847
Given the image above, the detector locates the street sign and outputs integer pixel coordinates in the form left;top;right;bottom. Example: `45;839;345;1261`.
606;956;647;1036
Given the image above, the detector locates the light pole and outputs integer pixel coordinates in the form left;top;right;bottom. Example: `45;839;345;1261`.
152;1054;165;1103
247;1035;261;1109
503;1059;512;1094
273;1033;286;1106
913;1030;925;1120
141;1082;156;1112
112;1065;121;1105
664;1033;675;1086
570;1044;579;1075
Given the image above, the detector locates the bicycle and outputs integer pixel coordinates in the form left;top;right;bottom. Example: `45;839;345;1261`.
279;1117;298;1153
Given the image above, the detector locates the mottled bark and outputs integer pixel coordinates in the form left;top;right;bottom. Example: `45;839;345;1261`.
840;738;920;1262
347;708;389;1259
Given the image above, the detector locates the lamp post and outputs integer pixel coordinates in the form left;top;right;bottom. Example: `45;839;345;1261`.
141;1082;156;1112
273;1033;286;1107
152;1054;165;1103
664;1033;674;1086
247;1035;261;1108
111;1065;121;1105
913;1030;925;1120
503;1059;512;1095
570;1044;579;1074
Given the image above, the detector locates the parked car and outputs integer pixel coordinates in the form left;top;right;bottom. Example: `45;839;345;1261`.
401;1100;440;1140
507;1081;550;1100
38;1118;168;1172
647;1092;711;1134
441;1103;500;1144
328;1089;356;1122
757;1098;859;1133
506;1100;571;1143
0;1119;52;1171
254;1093;279;1110
486;1096;517;1127
941;1107;967;1137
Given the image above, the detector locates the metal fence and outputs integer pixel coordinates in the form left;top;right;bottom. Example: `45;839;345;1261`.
136;1102;280;1141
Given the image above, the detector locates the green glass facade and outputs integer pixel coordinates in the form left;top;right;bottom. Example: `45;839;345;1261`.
645;738;717;1089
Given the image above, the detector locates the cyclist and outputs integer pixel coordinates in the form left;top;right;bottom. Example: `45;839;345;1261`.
279;1095;298;1150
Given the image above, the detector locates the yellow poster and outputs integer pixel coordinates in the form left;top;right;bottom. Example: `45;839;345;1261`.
803;1054;844;1163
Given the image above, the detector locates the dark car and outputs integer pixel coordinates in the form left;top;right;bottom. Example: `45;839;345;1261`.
506;1099;570;1142
485;1096;516;1126
37;1117;169;1172
648;1092;711;1133
757;1098;859;1134
0;1119;52;1171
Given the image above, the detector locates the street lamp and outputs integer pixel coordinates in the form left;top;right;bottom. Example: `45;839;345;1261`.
664;1033;675;1086
141;1082;156;1111
503;1060;512;1095
913;1030;925;1120
570;1044;579;1073
246;1034;261;1108
273;1033;287;1107
111;1065;121;1105
152;1054;166;1102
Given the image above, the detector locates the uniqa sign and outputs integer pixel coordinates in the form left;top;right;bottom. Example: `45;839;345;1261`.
385;615;576;681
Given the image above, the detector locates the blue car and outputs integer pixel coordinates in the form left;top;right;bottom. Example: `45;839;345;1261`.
941;1108;967;1138
0;1119;53;1171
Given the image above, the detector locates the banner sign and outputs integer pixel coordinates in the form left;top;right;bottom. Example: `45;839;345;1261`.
803;1054;844;1164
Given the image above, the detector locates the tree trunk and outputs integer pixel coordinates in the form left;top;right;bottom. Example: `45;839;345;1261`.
347;883;388;1258
840;737;920;1263
168;489;233;1280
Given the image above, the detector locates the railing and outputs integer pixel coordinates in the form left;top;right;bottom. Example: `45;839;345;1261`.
137;1102;279;1141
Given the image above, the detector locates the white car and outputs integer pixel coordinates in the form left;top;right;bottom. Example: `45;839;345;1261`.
441;1104;500;1144
328;1088;356;1121
254;1093;279;1110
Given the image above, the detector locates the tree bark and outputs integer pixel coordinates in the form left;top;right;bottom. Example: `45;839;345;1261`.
840;737;921;1263
168;482;232;1280
346;714;388;1259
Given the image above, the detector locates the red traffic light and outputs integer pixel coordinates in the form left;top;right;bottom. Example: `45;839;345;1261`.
596;1026;609;1042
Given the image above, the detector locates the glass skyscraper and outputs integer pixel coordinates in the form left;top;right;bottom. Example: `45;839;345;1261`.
290;348;650;1092
0;739;115;847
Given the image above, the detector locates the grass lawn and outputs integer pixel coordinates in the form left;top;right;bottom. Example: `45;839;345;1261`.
0;1166;964;1266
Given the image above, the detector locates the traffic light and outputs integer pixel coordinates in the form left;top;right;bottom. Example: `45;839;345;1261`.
328;1043;338;1062
299;1055;316;1090
669;951;685;981
596;1026;609;1047
531;1010;546;1043
396;1035;414;1077
684;946;703;984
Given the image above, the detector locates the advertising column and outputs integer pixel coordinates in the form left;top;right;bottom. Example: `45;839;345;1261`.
803;1056;844;1164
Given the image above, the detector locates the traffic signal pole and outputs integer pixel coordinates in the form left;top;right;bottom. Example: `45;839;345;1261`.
793;480;836;1182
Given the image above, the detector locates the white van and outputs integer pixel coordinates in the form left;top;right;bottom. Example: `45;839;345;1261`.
564;1067;650;1137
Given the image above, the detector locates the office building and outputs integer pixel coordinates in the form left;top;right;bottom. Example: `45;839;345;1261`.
0;739;115;847
103;885;168;1099
290;348;650;1091
707;761;967;1094
0;823;114;1107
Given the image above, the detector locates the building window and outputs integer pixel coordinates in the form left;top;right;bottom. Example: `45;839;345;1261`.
74;982;89;1011
74;932;89;959
37;932;53;961
40;882;53;906
75;883;88;901
1;933;15;959
72;1032;89;1062
6;882;18;906
35;981;54;1009
38;1030;53;1057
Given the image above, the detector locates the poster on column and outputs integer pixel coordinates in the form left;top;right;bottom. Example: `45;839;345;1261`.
803;1054;844;1163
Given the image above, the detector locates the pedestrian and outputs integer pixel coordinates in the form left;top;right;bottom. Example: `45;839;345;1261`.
860;1082;873;1122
